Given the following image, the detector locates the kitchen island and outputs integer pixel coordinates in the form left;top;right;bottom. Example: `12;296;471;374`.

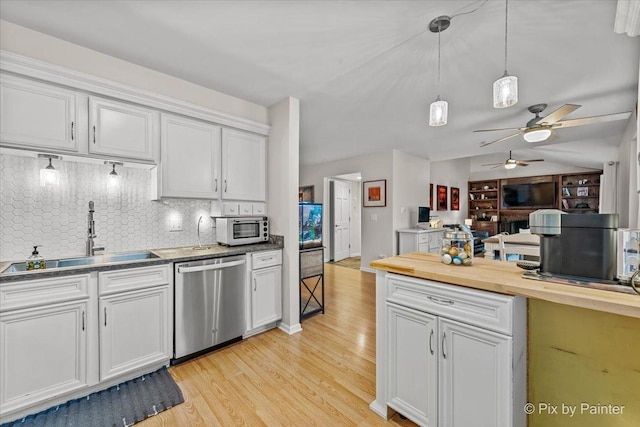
370;252;640;427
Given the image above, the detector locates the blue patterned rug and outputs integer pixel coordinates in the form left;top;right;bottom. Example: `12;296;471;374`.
2;367;183;427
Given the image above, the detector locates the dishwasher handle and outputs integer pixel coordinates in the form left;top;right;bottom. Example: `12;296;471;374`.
177;259;245;274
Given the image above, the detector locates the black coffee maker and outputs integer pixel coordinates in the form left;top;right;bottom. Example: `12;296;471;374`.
529;210;618;281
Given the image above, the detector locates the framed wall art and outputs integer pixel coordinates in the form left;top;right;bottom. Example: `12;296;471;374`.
437;185;448;211
299;185;314;202
363;179;387;207
450;187;460;211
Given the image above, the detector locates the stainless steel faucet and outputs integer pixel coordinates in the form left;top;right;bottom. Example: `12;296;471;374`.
86;201;105;256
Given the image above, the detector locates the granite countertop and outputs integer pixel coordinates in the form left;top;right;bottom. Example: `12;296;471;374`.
0;241;283;283
370;252;640;319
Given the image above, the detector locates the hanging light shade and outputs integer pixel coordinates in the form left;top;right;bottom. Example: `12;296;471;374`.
493;0;518;108
429;16;450;127
105;161;123;192
430;96;448;126
38;154;61;187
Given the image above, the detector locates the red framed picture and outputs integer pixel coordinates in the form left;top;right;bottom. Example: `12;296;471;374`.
437;185;448;211
450;187;460;211
363;179;387;207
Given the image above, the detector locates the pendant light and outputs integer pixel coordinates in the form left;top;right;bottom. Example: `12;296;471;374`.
38;154;61;187
429;16;450;127
493;0;518;108
105;161;123;191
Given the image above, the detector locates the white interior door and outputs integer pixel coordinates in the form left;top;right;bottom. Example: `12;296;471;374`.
332;180;351;261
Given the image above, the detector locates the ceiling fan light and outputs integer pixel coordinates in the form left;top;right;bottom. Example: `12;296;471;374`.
523;127;552;143
504;161;517;169
493;74;518;108
429;97;448;126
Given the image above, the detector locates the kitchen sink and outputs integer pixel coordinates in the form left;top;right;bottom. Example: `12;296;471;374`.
2;251;159;273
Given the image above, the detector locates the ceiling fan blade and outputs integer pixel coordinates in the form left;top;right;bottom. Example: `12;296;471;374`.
474;127;523;133
491;165;503;169
520;159;545;163
515;161;530;166
480;132;523;147
535;104;581;125
481;162;503;167
553;111;632;129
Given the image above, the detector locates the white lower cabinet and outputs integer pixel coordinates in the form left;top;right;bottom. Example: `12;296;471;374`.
99;285;171;382
247;250;282;334
0;274;93;419
0;265;172;423
0;300;89;415
381;273;526;427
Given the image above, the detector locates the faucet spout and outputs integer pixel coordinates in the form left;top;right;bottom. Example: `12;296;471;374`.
86;201;104;256
197;216;204;248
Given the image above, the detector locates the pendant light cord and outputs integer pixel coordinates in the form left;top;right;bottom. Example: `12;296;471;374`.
437;22;442;98
503;0;509;75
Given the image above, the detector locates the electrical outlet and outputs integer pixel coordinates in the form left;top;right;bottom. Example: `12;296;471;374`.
167;215;183;232
169;222;183;232
400;207;406;214
370;213;378;222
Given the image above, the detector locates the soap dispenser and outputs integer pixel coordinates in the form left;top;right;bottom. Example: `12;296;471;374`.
26;246;46;270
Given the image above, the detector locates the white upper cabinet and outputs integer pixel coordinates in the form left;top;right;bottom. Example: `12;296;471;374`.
222;128;266;201
155;114;221;199
89;96;157;162
0;74;79;152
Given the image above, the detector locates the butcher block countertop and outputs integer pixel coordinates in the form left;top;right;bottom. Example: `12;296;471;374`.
370;252;640;319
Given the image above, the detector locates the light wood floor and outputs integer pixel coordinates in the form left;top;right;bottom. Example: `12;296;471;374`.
141;264;416;426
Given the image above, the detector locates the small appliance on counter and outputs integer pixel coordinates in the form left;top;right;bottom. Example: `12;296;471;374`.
529;209;618;282
617;229;639;284
215;216;269;246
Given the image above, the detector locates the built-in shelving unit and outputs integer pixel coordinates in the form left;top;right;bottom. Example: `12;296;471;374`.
469;170;602;234
560;172;601;214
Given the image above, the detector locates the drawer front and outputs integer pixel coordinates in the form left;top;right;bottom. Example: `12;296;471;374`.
0;274;90;312
222;203;239;216
386;273;515;335
99;265;170;295
239;203;253;216
252;250;282;270
418;234;429;244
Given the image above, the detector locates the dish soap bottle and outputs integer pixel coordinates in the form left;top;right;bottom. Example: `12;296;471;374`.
26;246;46;270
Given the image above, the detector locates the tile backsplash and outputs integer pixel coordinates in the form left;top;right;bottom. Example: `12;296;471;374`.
0;153;215;261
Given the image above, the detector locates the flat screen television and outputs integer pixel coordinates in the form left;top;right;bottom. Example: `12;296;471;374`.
299;202;323;249
501;182;556;208
417;206;431;228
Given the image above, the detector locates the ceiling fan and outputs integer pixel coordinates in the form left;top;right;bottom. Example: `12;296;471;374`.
475;103;631;147
482;151;544;169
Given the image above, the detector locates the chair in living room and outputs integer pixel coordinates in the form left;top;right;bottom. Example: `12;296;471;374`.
497;233;540;262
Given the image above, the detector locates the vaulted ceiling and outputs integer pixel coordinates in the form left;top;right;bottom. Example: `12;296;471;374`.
1;1;638;169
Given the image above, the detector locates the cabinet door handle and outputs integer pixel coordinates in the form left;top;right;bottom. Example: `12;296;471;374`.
93;126;96;143
442;332;447;359
428;295;455;305
104;307;107;326
214;178;218;192
71;122;74;140
224;179;228;192
254;277;257;291
82;310;85;331
429;329;434;355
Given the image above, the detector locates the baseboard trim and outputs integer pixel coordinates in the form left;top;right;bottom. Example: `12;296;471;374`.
278;322;302;335
360;266;376;274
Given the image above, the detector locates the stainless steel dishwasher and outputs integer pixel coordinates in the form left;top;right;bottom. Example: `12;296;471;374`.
174;255;246;363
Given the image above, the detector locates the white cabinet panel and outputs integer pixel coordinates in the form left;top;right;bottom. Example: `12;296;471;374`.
250;265;282;330
157;114;221;199
439;318;512;427
0;300;88;414
387;303;437;427
222;128;266;201
0;74;78;152
89;96;156;161
99;285;171;382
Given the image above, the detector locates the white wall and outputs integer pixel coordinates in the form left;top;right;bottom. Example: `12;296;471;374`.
392;149;430;243
349;180;361;256
301;150;393;271
267;97;301;335
0;20;268;124
430;157;470;225
617;106;639;228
